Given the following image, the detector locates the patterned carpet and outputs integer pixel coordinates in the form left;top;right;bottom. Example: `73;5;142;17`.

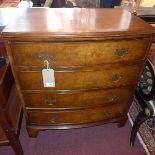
0;0;19;7
0;0;154;8
129;99;155;155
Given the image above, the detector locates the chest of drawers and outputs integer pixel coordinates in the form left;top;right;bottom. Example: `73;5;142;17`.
2;8;155;138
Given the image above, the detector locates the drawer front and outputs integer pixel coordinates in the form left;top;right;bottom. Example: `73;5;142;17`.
17;64;142;90
12;39;149;66
24;87;133;109
27;104;126;125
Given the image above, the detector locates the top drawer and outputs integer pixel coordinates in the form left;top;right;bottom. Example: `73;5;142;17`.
11;39;149;66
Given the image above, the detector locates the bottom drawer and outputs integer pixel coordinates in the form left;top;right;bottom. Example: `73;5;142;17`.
27;104;127;125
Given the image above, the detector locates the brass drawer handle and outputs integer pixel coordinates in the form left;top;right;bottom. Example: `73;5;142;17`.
115;48;128;58
45;99;57;106
109;74;122;82
48;115;58;123
106;95;117;102
38;52;54;60
102;111;111;119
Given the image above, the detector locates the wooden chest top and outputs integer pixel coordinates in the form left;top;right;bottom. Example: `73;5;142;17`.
2;8;154;39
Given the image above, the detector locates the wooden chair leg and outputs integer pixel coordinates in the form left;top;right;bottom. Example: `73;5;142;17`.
0;113;23;155
6;131;24;155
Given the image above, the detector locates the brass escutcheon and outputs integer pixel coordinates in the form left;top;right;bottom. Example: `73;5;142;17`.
38;52;54;60
48;115;58;123
115;48;128;58
106;95;117;102
45;99;57;106
109;74;122;82
102;111;111;119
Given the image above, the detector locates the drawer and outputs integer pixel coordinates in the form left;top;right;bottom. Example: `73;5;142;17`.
12;39;149;66
24;87;133;109
27;104;126;125
18;64;142;90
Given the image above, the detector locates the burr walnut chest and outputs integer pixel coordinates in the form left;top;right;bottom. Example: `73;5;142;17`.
2;8;154;138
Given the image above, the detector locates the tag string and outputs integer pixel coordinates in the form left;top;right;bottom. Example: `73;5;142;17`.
44;60;50;69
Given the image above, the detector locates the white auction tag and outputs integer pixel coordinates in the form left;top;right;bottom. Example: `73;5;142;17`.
42;69;55;87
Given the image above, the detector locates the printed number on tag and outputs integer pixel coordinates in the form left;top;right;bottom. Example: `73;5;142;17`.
42;69;55;87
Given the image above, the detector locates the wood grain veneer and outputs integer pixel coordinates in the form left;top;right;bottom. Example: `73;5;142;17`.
24;86;133;110
11;39;149;66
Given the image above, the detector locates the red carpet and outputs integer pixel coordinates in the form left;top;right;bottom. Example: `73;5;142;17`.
0;118;145;155
0;0;19;7
129;99;155;155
